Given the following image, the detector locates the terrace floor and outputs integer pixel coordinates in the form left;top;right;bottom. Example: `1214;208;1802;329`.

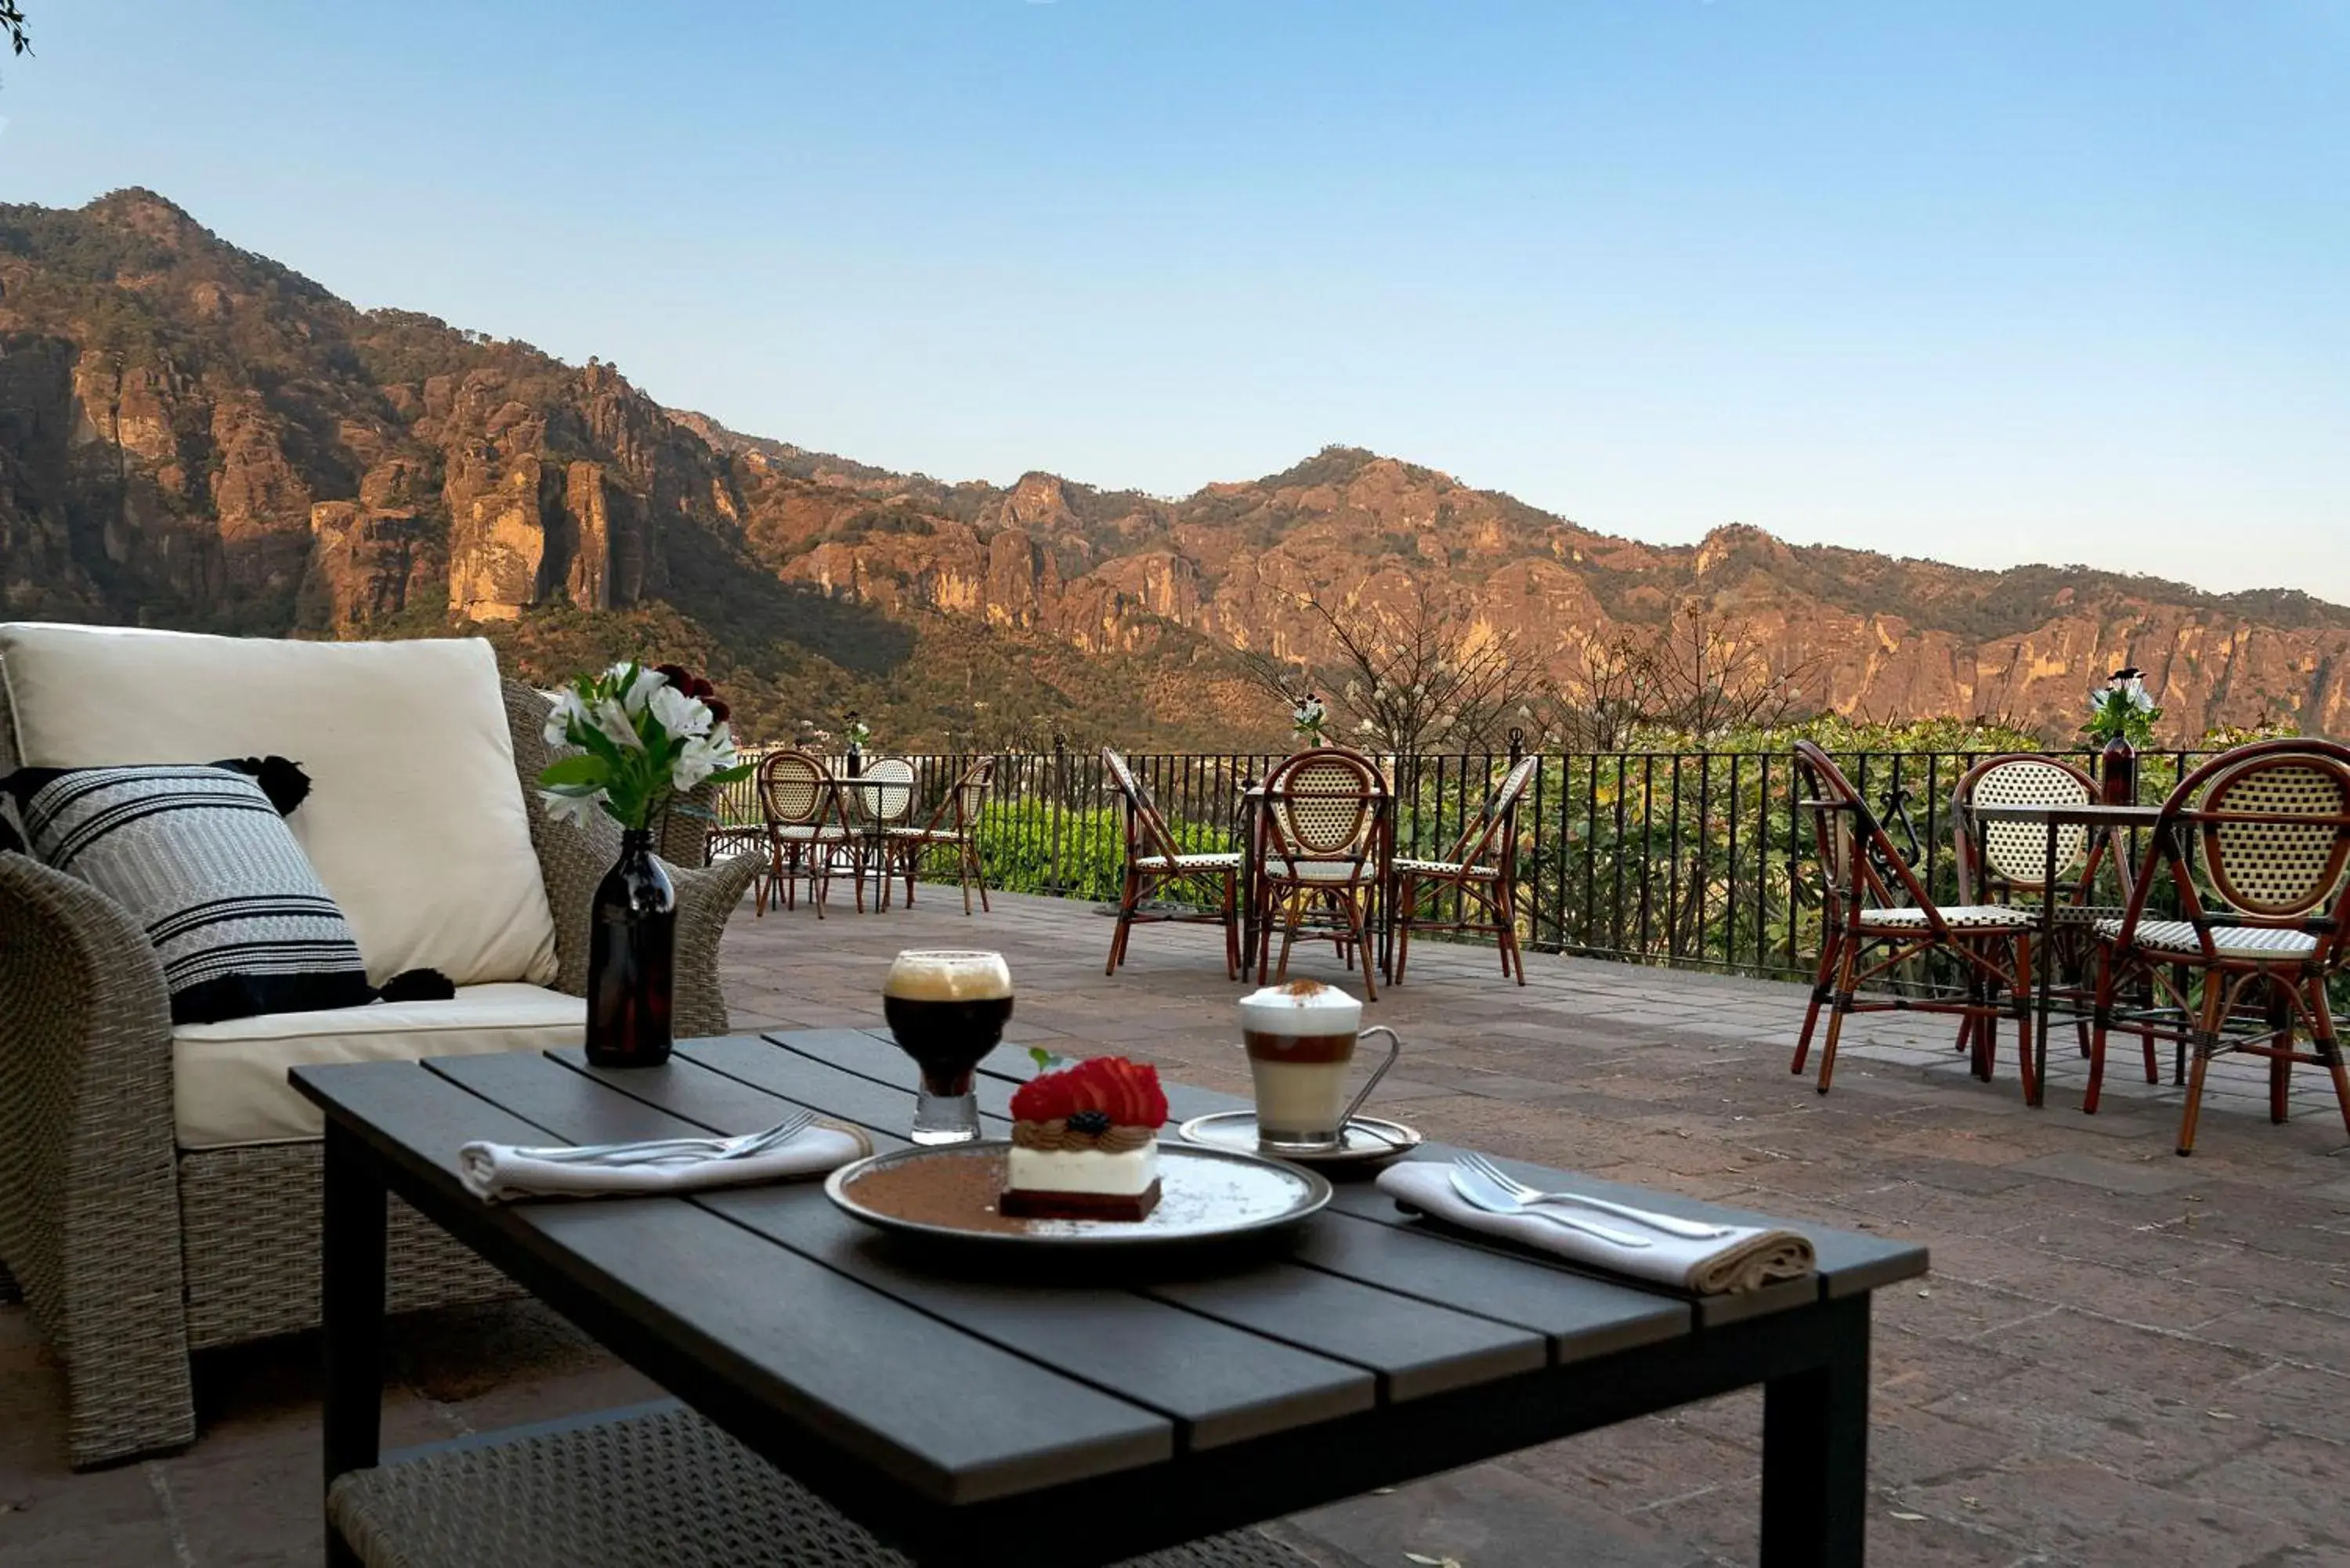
5;891;2348;1566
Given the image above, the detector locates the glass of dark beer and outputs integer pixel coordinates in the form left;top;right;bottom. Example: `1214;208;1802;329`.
882;950;1014;1144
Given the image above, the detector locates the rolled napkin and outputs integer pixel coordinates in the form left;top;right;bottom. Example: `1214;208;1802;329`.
1376;1161;1816;1295
458;1123;873;1203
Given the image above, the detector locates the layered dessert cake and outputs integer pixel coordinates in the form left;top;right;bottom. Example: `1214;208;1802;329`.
1002;1057;1169;1219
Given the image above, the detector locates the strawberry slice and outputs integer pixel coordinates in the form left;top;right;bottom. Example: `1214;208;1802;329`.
1009;1057;1166;1128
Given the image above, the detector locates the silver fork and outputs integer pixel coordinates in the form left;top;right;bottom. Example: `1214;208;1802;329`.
1457;1152;1736;1241
1448;1165;1653;1248
524;1110;817;1167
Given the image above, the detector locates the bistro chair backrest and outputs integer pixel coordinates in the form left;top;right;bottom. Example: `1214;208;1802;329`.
1103;747;1183;864
1437;754;1538;869
1264;747;1383;865
1793;740;1941;928
2107;739;2350;968
950;755;995;829
2193;745;2350;919
759;750;837;829
859;757;917;824
1954;754;2095;897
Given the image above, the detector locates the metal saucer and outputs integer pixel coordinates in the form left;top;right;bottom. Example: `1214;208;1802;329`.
1177;1111;1423;1169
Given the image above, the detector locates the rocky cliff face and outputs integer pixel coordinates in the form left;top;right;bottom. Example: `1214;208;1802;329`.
5;189;2346;744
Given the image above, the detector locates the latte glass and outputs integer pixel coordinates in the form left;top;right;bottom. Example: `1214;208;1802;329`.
882;950;1014;1144
1238;981;1401;1150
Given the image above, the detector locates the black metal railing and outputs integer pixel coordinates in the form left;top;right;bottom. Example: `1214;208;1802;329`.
714;742;2219;979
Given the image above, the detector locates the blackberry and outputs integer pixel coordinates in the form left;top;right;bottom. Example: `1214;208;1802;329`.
1066;1109;1112;1136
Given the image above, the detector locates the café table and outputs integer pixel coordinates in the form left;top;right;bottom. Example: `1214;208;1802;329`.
298;1028;1924;1567
1963;801;2164;1105
829;766;920;911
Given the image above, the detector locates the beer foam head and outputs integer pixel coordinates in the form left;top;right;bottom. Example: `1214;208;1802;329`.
1238;979;1361;1037
884;949;1012;1002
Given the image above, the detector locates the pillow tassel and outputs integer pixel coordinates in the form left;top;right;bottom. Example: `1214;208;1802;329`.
378;968;456;1003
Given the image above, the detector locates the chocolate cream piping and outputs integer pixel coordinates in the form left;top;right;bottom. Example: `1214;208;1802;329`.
1011;1118;1155;1154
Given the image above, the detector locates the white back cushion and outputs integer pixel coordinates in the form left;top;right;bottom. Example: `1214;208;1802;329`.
1;623;559;988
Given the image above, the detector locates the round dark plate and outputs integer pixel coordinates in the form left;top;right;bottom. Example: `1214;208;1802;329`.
1177;1111;1423;1169
825;1140;1330;1251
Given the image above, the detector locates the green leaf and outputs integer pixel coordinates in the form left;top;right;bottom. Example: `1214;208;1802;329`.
704;762;755;785
538;755;607;788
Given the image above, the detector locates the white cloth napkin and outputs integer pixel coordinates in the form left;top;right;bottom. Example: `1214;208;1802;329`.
1376;1162;1816;1295
457;1125;873;1203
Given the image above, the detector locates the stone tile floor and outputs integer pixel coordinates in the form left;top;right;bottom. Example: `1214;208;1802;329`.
5;889;2348;1566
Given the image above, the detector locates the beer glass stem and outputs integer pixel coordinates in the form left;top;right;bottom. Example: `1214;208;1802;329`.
912;1074;981;1144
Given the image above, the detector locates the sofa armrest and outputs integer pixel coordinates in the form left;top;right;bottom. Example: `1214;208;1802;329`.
0;851;195;1463
669;848;762;1037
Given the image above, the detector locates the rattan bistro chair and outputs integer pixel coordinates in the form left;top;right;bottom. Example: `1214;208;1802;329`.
757;749;854;917
0;678;757;1470
1791;740;2039;1096
2087;739;2350;1154
1393;754;1538;987
887;755;996;915
1259;746;1388;999
1949;753;2136;1071
1104;748;1242;980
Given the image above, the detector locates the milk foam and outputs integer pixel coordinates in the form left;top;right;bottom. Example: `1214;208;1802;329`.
884;949;1013;1002
1238;980;1361;1039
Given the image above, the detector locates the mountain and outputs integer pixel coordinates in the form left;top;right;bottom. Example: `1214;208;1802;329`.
5;189;2345;746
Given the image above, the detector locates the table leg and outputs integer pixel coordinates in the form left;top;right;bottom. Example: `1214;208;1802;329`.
1238;798;1261;981
321;1122;387;1564
2033;828;2059;1106
1759;1295;1870;1568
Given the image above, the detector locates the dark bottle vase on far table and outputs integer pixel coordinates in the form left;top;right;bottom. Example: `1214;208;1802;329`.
585;828;677;1067
2099;735;2138;805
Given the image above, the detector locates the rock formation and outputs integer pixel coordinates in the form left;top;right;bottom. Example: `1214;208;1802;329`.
4;188;2347;744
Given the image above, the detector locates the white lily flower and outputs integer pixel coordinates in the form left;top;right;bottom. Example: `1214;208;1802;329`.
706;720;737;763
593;697;644;751
620;665;668;717
540;788;602;828
672;734;723;792
542;689;590;749
649;681;713;739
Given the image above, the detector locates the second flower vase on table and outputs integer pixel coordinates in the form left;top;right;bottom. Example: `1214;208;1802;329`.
2099;735;2138;805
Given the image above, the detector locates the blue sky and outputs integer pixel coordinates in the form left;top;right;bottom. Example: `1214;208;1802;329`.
4;2;2345;599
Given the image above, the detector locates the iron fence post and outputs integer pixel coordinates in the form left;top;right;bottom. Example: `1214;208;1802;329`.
1050;732;1068;897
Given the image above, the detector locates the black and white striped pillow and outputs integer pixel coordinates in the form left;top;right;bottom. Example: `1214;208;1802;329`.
2;758;377;1024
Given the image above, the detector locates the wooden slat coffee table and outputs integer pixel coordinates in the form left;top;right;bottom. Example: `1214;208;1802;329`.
296;1029;1925;1568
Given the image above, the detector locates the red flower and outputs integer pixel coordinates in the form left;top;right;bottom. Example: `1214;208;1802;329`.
704;697;731;725
653;663;692;688
1010;1057;1167;1128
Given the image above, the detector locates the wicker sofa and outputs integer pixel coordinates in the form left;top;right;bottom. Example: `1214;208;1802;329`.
0;625;760;1469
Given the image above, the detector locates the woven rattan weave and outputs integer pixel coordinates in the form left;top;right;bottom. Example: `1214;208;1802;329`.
0;676;759;1469
329;1404;1308;1568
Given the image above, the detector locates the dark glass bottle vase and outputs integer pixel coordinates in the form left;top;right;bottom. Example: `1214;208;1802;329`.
2099;735;2138;806
586;829;676;1067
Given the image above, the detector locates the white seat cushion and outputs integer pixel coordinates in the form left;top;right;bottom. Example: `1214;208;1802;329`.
2092;917;2319;961
1394;857;1499;880
1137;853;1242;871
773;825;851;842
2;624;558;988
1859;905;2037;930
1265;858;1365;882
172;983;586;1149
